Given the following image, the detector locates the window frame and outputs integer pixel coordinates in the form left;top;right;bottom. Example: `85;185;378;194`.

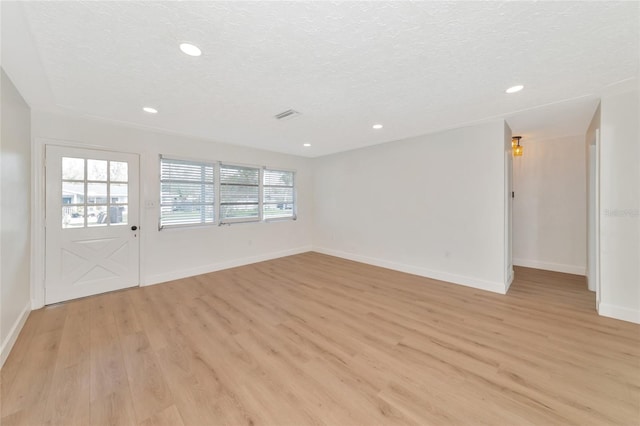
158;154;216;230
158;156;298;228
262;166;297;222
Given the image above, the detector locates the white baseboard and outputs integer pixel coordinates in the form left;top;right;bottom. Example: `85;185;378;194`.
598;303;640;324
505;267;515;292
313;247;507;294
143;246;313;286
32;298;44;310
513;258;586;276
1;301;31;368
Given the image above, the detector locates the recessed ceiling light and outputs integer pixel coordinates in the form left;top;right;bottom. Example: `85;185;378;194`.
179;43;202;57
143;107;158;114
303;143;311;147
506;85;524;94
372;124;383;129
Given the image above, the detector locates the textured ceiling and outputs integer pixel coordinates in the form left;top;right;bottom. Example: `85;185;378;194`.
3;1;639;157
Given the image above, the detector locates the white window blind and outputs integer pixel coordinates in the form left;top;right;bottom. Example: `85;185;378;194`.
219;164;260;222
160;156;215;228
263;169;295;220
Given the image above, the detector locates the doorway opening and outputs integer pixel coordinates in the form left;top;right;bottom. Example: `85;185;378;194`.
506;97;600;311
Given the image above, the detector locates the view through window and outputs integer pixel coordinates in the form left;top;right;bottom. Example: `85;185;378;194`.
62;157;129;228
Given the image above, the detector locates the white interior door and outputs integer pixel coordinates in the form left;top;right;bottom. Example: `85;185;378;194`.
45;145;140;304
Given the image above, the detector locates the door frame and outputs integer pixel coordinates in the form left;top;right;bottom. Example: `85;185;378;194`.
504;150;514;292
31;137;143;309
586;129;602;311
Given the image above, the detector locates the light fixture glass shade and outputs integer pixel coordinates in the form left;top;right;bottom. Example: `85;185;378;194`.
512;136;523;157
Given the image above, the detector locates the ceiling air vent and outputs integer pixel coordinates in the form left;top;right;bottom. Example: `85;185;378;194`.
274;109;301;120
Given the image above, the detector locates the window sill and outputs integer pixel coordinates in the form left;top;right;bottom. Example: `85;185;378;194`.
159;222;216;231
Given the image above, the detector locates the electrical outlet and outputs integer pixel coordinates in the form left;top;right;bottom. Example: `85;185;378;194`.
145;200;157;209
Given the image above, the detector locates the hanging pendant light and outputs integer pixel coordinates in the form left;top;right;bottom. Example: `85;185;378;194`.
512;136;523;157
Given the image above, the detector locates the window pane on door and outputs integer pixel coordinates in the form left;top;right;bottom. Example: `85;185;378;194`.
62;157;84;180
87;183;108;204
109;205;128;225
87;206;108;226
110;161;128;182
110;183;128;204
62;206;85;228
87;159;108;181
62;181;85;205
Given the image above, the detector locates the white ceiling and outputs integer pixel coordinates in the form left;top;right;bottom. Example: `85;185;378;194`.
2;1;638;157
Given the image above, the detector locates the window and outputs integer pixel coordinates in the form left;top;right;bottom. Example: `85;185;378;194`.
159;157;297;227
160;156;214;228
219;164;260;223
61;157;129;228
263;169;295;220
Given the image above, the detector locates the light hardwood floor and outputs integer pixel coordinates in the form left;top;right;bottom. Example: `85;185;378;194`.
1;252;639;425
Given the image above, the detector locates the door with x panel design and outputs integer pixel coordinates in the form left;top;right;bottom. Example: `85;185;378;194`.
45;145;140;304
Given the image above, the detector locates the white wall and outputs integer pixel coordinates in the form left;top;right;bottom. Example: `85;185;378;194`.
31;110;313;307
1;69;32;366
512;135;587;275
312;120;511;294
25;93;640;326
598;87;640;323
